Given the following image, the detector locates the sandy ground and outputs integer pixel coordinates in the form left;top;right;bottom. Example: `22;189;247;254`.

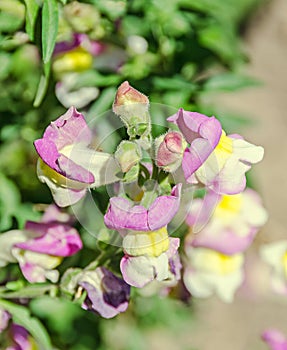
147;0;287;349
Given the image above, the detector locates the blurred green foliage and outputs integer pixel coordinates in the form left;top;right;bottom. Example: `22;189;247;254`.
0;0;265;348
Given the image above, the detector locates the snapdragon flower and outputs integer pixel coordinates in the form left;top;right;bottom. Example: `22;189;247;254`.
155;131;187;172
260;240;287;295
168;109;264;194
78;268;130;319
186;189;268;254
34;107;119;207
113;81;151;139
120;227;180;288
0;206;82;283
104;184;182;287
183;242;244;302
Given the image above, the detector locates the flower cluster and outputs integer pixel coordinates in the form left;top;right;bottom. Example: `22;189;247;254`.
0;81;270;335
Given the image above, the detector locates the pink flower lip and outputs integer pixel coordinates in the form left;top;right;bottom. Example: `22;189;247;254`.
104;184;182;231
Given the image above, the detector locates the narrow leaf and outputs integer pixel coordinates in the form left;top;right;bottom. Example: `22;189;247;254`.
24;0;40;41
42;0;59;64
88;86;117;118
33;61;51;107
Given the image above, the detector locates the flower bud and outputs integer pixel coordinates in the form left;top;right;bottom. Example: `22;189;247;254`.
113;81;150;138
155;131;187;172
115;140;142;173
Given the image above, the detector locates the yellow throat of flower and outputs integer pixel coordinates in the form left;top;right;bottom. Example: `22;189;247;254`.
53;48;93;74
196;249;243;275
214;193;243;221
124;227;170;258
213;130;233;168
38;159;88;190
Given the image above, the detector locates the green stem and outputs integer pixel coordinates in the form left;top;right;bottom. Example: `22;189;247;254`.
84;245;122;271
0;284;58;299
151;161;159;180
158;170;170;184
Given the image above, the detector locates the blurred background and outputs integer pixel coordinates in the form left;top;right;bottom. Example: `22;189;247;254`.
0;0;286;349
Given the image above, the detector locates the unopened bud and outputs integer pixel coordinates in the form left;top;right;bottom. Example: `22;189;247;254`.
115;141;142;173
113;81;150;138
155;131;187;172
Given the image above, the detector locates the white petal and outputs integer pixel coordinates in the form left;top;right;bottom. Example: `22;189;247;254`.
0;230;28;266
64;148;120;188
233;139;264;164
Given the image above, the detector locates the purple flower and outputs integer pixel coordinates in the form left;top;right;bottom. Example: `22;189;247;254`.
155;131;187;172
78;267;130;319
168;108;222;176
186;189;268;254
262;329;287;350
15;221;82;257
6;324;37;350
104;184;182;231
11;220;82;283
168;109;264;194
34;107;119;207
53;33;105;57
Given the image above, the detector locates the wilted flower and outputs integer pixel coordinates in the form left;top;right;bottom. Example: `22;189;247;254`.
34;107;119;207
104;184;182;231
155;131;187;172
168;109;264;194
260;240;287;295
120;227;180;288
183;242;244;302
78;267;130;319
187;189;268;254
113;81;150;138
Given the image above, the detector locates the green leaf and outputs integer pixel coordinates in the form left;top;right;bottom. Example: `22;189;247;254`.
0;52;11;80
24;0;40;41
42;0;59;64
0;299;53;350
88;86;117;118
0;173;20;231
198;24;243;64
203;72;261;92
153;76;196;92
33;61;51;107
